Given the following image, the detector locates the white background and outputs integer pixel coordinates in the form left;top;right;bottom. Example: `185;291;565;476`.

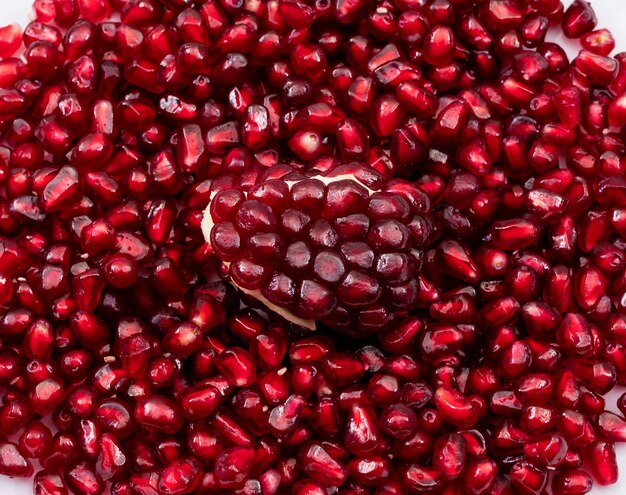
0;0;626;493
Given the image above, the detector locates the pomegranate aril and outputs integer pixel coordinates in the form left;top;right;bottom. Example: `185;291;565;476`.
562;0;598;39
552;469;593;494
19;421;53;459
0;441;33;477
95;433;127;483
523;433;568;467
65;461;103;495
34;470;70;495
583;441;618;486
461;457;498;495
158;457;202;495
403;465;443;494
216;347;256;387
509;460;548;495
298;442;347;487
214;447;255;489
432;433;466;480
582;28;615;55
433;387;479;429
0;24;22;58
95;399;134;438
134;396;183;435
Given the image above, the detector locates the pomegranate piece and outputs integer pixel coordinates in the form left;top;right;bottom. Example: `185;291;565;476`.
95;433;127;482
432;433;467;479
423;26;456;67
19;421;53;459
582;28;615;55
203;166;430;335
552;469;593;494
461;457;498;495
523;433;568;467
509;460;548;494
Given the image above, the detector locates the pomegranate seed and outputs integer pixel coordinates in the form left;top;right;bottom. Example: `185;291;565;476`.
552;469;593;494
582;28;615;55
158;457;202;494
432;433;467;479
0;24;22;58
595;412;626;442
583;441;618;486
575;51;617;87
65;460;103;495
423;26;456;67
404;465;443;493
34;470;69;495
134;396;183;435
213;447;255;489
562;0;597;38
523;433;568;467
95;433;127;483
461;457;498;494
19;421;53;459
509;460;547;494
433;387;479;429
0;441;33;477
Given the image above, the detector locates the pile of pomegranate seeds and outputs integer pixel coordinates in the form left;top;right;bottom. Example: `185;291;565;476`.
3;0;626;494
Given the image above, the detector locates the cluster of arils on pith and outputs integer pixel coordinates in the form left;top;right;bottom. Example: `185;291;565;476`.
203;163;433;335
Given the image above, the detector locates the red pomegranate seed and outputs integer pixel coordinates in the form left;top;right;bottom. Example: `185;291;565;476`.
65;460;102;495
0;441;33;477
19;421;52;459
299;441;348;486
461;457;498;494
213;446;255;489
552;469;593;494
509;460;548;494
562;0;597;38
95;433;127;483
158;457;202;495
34;470;69;495
433;387;479;429
134;396;183;435
0;24;23;58
403;465;443;493
523;433;568;467
582;28;615;55
583;440;618;486
432;433;466;479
